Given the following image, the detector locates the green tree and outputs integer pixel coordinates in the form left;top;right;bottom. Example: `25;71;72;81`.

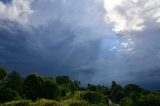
0;68;7;81
81;91;103;104
5;71;23;94
0;88;20;103
110;81;125;103
136;93;160;106
87;84;97;91
42;79;60;100
120;97;134;106
56;76;71;85
125;84;143;96
23;73;45;101
70;80;80;95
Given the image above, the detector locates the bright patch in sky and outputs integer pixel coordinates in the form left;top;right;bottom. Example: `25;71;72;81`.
104;0;160;32
0;0;32;24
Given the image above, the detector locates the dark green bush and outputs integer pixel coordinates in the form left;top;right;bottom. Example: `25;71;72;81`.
136;93;160;106
120;97;134;106
81;91;102;104
0;88;20;103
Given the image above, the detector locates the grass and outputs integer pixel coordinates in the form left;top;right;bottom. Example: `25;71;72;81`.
0;99;95;106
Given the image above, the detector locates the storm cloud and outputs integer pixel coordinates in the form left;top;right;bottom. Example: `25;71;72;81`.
0;0;160;89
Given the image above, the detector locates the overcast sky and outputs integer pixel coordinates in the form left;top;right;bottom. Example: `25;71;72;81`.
0;0;160;89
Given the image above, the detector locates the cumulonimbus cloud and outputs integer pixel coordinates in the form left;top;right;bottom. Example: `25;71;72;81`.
0;0;33;24
104;0;160;32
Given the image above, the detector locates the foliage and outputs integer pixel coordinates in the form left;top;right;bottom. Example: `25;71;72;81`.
0;88;20;103
61;99;90;106
124;84;143;96
56;76;71;85
0;68;7;80
67;100;89;106
1;100;32;106
23;73;45;101
34;99;60;106
87;84;97;91
120;97;134;106
5;71;23;94
0;68;160;106
135;93;160;106
42;79;60;100
23;74;60;101
110;81;125;103
81;91;103;104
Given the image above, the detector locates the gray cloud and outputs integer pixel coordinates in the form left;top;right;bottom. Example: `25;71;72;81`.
0;0;160;89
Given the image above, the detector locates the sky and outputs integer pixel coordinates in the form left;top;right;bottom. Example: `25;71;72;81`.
0;0;160;89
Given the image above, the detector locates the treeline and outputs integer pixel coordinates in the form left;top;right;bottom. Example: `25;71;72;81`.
0;68;160;106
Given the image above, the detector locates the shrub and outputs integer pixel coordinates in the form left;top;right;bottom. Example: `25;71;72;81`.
68;100;89;106
1;100;32;106
34;99;60;106
0;88;20;103
0;68;7;80
23;74;45;101
120;97;134;106
136;93;160;106
61;99;90;106
81;91;102;104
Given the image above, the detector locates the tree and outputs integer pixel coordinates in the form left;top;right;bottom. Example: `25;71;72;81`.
5;71;23;94
87;84;97;91
42;79;60;100
0;88;20;103
125;84;143;95
120;97;134;106
0;68;7;81
70;80;80;95
136;93;160;106
110;81;125;103
56;76;71;85
81;91;102;104
23;73;45;100
73;80;80;91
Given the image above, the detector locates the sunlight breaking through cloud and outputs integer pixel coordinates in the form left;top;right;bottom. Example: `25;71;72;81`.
0;0;33;24
104;0;160;32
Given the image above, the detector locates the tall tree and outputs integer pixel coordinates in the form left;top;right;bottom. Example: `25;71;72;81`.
56;76;71;85
0;68;7;81
23;73;45;101
42;79;60;100
5;71;23;94
110;81;125;103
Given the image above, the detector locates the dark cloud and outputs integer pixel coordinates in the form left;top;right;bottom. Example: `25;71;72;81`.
0;0;12;4
0;0;160;90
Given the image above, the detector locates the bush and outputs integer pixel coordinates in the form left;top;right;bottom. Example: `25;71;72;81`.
136;93;160;106
81;91;102;104
61;99;90;106
68;100;89;106
42;79;60;100
23;74;45;101
120;97;134;106
0;68;7;80
1;100;32;106
34;99;60;106
0;88;20;103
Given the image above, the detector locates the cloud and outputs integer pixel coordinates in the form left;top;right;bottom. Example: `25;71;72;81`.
0;0;160;89
104;0;160;32
0;0;33;24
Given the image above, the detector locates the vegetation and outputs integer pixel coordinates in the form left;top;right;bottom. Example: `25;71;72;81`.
0;68;160;106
